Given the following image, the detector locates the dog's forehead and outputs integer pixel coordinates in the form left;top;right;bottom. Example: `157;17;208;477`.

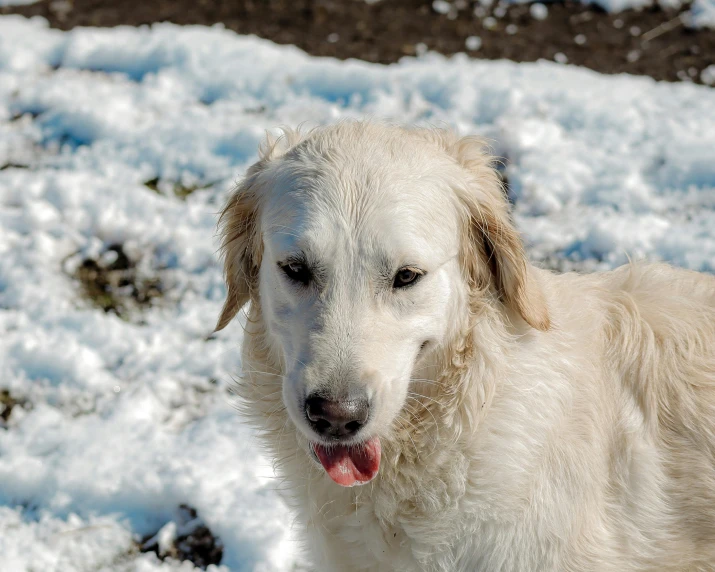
261;143;461;264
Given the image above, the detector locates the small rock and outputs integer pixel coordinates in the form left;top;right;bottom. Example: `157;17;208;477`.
554;52;568;64
530;3;549;21
701;65;715;85
432;0;451;15
465;35;482;51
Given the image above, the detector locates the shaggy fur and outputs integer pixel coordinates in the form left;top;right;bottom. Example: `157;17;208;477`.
215;121;715;572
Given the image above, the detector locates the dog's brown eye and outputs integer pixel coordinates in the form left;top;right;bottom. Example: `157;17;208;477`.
393;268;422;289
280;261;311;286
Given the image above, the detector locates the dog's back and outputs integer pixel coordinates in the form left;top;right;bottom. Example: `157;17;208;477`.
555;263;715;569
601;264;715;565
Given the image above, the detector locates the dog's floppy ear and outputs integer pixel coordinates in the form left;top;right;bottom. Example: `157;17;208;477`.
214;128;304;332
441;132;550;331
214;166;263;332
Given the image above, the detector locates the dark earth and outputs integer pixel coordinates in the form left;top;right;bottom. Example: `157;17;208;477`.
3;0;714;85
140;505;224;570
0;389;27;425
68;244;163;320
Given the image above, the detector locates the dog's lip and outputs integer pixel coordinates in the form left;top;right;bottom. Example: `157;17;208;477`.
308;436;373;454
307;434;379;464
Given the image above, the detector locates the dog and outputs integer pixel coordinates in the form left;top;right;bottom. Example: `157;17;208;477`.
214;121;715;571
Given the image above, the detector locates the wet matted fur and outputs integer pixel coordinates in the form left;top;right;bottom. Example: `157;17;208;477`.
215;121;715;571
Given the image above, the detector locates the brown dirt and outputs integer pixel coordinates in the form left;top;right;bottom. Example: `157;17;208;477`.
0;389;27;425
143;177;217;201
69;244;163;319
2;0;714;85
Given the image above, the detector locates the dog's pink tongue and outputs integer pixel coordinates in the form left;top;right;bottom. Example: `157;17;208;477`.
314;437;381;487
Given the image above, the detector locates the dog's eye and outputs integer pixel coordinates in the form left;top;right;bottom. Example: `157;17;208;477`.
393;268;423;289
279;261;311;285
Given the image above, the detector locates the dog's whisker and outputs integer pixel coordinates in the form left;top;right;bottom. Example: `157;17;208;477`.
401;405;438;449
409;378;443;391
241;369;284;378
406;393;440;427
407;391;443;409
394;415;422;462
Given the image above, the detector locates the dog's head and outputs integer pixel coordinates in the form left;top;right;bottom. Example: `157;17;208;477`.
215;122;549;487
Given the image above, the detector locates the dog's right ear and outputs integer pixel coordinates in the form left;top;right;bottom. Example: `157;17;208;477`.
214;128;304;332
214;167;263;332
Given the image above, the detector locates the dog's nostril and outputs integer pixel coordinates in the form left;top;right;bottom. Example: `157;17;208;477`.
344;420;363;433
305;395;369;439
314;418;331;433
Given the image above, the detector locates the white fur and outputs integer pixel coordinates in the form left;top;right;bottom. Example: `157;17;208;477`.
215;121;715;571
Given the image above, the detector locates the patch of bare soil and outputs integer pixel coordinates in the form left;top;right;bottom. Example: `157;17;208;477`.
0;389;28;426
68;244;163;319
143;177;216;201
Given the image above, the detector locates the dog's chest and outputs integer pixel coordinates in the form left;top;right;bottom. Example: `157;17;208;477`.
298;448;525;571
296;411;574;572
302;481;538;572
303;484;472;571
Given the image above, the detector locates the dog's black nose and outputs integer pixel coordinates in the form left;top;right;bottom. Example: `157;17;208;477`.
305;395;369;439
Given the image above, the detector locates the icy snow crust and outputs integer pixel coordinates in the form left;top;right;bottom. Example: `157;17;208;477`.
0;0;38;6
690;0;715;29
0;15;714;572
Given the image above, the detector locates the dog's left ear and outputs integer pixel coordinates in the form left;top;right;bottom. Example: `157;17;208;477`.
440;132;550;331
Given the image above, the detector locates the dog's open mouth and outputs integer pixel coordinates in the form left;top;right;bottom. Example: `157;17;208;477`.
311;437;381;487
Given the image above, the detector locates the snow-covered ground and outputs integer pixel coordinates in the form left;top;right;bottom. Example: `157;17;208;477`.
690;0;715;28
0;14;714;572
0;0;39;6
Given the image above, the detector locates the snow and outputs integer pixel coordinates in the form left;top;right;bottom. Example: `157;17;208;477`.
465;35;483;50
0;0;38;5
689;0;715;28
530;3;549;20
703;64;715;85
0;13;714;572
433;0;453;15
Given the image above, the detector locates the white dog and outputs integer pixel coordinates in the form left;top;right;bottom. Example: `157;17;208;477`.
215;121;715;571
